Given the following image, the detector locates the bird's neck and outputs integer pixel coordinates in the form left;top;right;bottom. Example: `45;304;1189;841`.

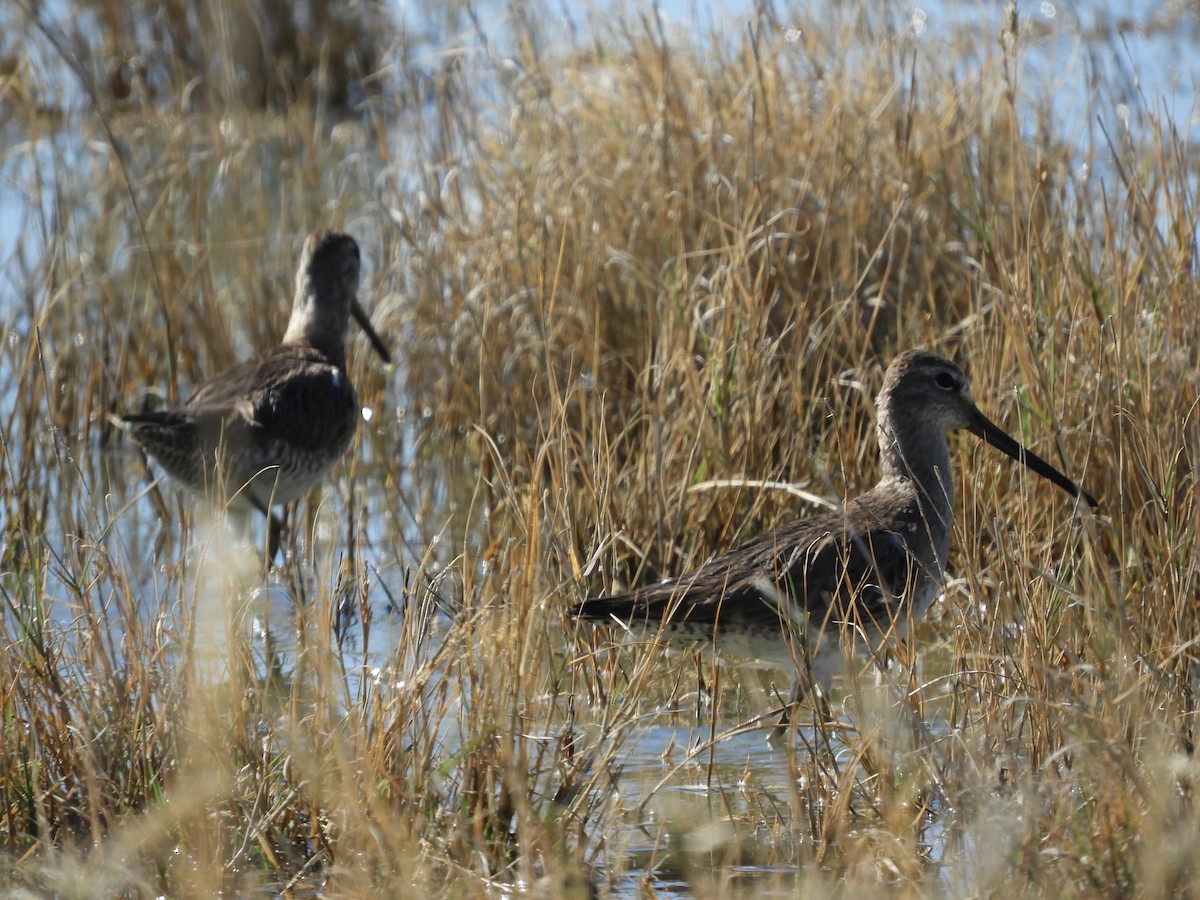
282;284;348;369
877;416;955;525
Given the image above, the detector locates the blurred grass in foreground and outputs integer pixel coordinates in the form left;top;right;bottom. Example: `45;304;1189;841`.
1;0;1198;895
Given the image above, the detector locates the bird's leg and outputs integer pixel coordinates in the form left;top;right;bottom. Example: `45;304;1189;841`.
771;625;837;737
266;509;285;565
771;683;801;738
243;495;286;567
771;677;833;740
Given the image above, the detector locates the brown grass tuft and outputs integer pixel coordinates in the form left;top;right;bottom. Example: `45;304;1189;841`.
1;0;1197;894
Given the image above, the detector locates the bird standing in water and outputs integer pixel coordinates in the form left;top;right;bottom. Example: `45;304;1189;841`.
112;229;391;560
574;350;1095;718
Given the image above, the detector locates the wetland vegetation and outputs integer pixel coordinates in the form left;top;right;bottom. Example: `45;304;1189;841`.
0;0;1197;895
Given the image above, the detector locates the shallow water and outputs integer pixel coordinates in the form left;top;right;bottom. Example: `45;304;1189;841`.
0;0;1184;891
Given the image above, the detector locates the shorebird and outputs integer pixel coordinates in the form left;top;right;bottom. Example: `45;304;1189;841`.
112;229;391;559
574;350;1095;718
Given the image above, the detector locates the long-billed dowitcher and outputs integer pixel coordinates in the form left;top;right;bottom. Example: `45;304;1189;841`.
574;350;1095;717
112;229;391;558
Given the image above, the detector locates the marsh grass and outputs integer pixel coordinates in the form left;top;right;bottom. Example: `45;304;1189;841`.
1;0;1198;895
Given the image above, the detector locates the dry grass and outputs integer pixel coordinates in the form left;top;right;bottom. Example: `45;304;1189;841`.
1;0;1198;895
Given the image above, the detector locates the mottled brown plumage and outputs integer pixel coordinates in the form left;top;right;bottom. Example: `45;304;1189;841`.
112;230;391;555
575;350;1095;703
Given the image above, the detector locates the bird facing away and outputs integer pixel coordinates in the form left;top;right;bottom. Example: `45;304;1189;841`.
112;229;392;558
573;350;1096;712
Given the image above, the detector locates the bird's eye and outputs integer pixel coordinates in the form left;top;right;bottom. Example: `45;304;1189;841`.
935;372;957;391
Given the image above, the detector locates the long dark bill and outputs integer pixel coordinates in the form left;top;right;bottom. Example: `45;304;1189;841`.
968;409;1097;507
351;299;392;363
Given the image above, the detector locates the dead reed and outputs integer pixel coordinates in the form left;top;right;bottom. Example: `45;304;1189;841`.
0;0;1196;895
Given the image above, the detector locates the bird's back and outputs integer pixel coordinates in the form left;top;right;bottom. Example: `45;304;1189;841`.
575;478;947;642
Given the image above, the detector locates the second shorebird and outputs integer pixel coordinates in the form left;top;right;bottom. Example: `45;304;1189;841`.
574;350;1096;716
112;229;391;559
